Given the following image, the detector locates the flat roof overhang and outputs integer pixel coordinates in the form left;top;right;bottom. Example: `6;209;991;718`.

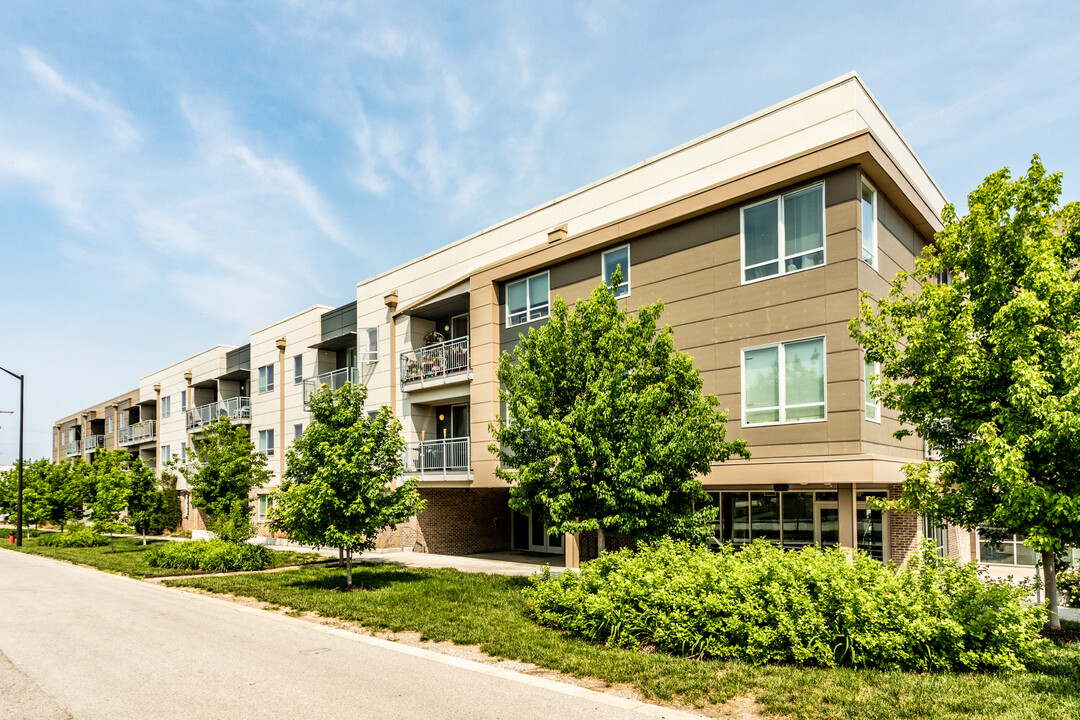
310;331;357;351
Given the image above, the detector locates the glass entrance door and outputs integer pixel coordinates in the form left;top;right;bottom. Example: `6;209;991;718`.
816;505;839;547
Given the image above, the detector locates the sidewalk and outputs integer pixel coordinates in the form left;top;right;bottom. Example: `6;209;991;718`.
258;538;566;577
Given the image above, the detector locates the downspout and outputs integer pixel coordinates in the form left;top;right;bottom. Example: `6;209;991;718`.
276;337;287;481
153;384;161;476
184;371;193;463
384;290;399;491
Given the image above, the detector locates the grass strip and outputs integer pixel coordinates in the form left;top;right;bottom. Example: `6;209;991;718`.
165;563;1080;720
1;534;323;578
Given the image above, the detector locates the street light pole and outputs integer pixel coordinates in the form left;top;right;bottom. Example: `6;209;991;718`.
0;365;24;546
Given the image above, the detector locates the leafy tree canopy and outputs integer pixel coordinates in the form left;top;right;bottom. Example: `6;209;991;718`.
185;415;271;539
850;156;1080;627
88;449;132;550
490;276;748;552
269;382;424;587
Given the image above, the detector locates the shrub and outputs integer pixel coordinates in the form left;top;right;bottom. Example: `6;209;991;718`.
525;539;1048;673
145;540;273;572
36;528;109;548
1060;566;1079;608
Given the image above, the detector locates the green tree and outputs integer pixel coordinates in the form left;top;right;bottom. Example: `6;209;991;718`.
489;276;749;553
151;466;183;535
88;450;131;552
183;416;270;542
126;459;162;545
850;156;1080;629
43;458;90;532
269;383;425;588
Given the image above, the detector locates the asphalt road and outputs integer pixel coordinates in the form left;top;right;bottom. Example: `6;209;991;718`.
0;550;695;720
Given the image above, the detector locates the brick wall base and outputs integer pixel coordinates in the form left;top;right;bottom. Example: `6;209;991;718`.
578;530;634;563
888;483;920;565
415;487;512;555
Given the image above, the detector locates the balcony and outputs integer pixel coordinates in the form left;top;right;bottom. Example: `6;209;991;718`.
64;439;81;457
403;437;470;480
302;367;358;410
118;420;156;446
83;435;106;453
400;337;470;391
186;397;251;432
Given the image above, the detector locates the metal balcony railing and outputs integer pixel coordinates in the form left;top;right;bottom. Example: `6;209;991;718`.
83;435;106;453
400;337;469;388
302;367;358;409
403;437;470;479
64;439;81;457
186;396;251;432
118;420;156;446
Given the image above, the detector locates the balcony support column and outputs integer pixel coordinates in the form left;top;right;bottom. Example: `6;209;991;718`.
184;372;193;462
154;384;161;478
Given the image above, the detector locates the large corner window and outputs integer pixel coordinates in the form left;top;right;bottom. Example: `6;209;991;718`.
258;364;275;393
742;337;826;426
978;529;1037;566
864;357;881;422
861;181;877;268
741;183;825;283
601;245;630;298
506;271;549;327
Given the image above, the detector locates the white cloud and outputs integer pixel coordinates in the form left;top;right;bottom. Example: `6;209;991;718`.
21;46;140;150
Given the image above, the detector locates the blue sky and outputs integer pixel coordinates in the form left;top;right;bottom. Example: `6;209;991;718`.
1;1;1078;462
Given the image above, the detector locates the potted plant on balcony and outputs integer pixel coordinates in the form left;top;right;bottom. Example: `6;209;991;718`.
423;330;445;346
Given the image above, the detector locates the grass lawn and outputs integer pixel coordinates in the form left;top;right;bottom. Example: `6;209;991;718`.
166;563;1080;720
1;533;324;578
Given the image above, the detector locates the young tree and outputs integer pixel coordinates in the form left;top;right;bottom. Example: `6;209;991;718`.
43;459;91;533
126;458;162;545
183;416;270;542
850;156;1080;629
489;275;749;554
152;466;183;535
269;383;425;589
88;450;132;552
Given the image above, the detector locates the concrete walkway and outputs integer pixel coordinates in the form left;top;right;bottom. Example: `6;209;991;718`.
0;550;691;720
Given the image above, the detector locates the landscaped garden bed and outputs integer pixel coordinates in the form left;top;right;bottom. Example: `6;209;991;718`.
165;559;1080;720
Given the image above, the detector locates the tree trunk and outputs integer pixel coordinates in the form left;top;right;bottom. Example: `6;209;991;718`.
109;534;115;554
141;530;147;546
345;551;353;588
596;526;606;555
1043;549;1061;630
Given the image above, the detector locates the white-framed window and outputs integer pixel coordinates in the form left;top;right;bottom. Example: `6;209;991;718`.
741;183;825;283
978;529;1038;566
741;337;826;426
161;396;171;419
293;355;303;385
864;356;881;422
294;423;303;441
180;390;187;412
161;444;171;461
257;494;272;522
180;445;187;463
922;517;947;557
359;328;379;363
258;364;275;393
106;417;113;434
861;181;877;268
259;429;275;457
506;271;550;327
601;245;630;298
54;430;58;449
938;268;953;286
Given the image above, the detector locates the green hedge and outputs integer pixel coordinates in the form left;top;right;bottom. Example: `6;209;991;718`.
525;539;1047;672
36;528;109;548
145;539;273;572
1060;566;1079;609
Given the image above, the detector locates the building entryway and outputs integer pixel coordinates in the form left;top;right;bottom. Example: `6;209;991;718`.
511;509;563;554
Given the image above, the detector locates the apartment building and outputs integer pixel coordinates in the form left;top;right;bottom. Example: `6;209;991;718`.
53;72;1046;574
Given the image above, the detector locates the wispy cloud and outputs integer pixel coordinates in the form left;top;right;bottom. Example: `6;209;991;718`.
21;46;140;149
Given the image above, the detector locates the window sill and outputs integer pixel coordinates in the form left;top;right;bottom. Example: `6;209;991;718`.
741;416;827;429
740;261;825;286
